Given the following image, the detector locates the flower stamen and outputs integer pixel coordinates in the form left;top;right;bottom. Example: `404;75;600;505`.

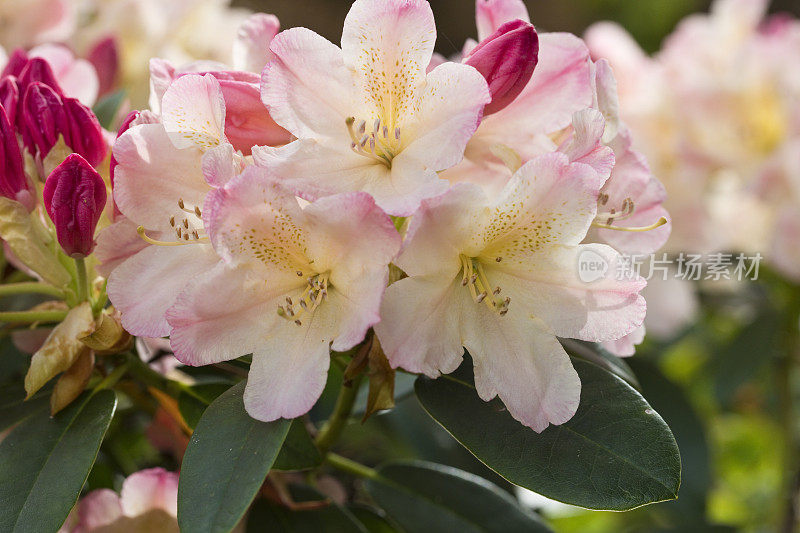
346;116;400;167
460;255;510;316
277;273;330;326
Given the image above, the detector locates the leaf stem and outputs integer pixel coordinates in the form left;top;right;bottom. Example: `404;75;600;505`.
314;374;363;454
0;310;68;323
93;361;130;393
0;282;65;299
74;257;89;303
324;452;379;480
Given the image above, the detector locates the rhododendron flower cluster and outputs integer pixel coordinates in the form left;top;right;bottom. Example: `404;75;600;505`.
101;0;669;432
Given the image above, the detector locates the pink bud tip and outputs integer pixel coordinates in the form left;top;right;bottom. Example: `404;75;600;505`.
0;77;20;126
1;49;30;79
88;36;120;98
21;82;69;160
0;104;34;211
63;98;108;167
17;57;64;98
43;153;107;258
464;19;538;116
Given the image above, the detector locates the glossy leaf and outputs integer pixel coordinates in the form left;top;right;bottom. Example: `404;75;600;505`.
415;357;681;510
0;390;117;533
366;461;552;533
246;486;366;532
0;384;49;432
348;505;402;533
92;90;126;130
177;382;232;429
561;339;640;389
178;381;291;533
273;419;322;471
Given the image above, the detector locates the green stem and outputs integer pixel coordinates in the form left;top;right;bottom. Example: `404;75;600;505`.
314;374;363;454
0;310;68;323
92;279;108;316
0;282;65;299
92;361;130;393
325;453;379;480
74;257;89;303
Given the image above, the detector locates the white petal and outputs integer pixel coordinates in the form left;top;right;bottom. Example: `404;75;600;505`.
161;73;226;150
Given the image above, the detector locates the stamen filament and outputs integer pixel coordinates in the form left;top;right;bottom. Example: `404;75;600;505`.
592;216;669;232
137;226;209;246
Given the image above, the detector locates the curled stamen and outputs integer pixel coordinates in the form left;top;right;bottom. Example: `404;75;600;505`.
137;226;209;247
592;216;669;233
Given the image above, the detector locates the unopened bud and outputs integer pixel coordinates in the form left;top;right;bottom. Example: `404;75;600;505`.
17;57;64;98
0;104;34;211
63;98;107;167
22;82;70;159
87;36;120;98
0;77;20;125
1;48;29;78
43;153;107;258
463;19;538;116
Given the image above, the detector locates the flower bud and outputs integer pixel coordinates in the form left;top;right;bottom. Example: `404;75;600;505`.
17;57;64;97
22;82;70;159
87;36;120;98
0;77;20;127
463;19;538;116
0;104;34;210
63;98;108;167
43;153;107;258
1;48;30;78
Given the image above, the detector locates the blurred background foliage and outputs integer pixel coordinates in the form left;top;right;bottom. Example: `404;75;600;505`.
225;1;800;531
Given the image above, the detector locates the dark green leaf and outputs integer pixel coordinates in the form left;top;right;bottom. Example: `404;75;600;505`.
0;384;49;432
366;461;551;533
178;381;291;533
628;358;710;518
561;339;640;390
415;358;681;510
348;505;402;533
246;485;366;532
177;383;232;429
0;390;117;533
92;90;126;130
273;419;322;471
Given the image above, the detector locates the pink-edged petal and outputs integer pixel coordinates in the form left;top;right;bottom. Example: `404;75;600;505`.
216;76;290;154
94;217;148;278
107;244;219;338
253;140;445;217
593;59;620;143
302;192;400;350
113;123;207;232
481;32;593;145
161;73;226;150
464;301;581;433
396;182;489;277
601;326;645;357
376;274;466;377
244;304;337;422
166;263;284;366
201;143;241;188
232;13;280;73
76;489;123;530
475;0;530;41
28;44;98;106
481;153;605;256
489;243;647;342
148;58;177;115
341;0;435;122
559;108;615;180
399;62;490;170
119;468;178;518
262;27;354;140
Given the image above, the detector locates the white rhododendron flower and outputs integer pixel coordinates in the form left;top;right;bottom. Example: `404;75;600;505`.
376;153;646;431
255;0;491;216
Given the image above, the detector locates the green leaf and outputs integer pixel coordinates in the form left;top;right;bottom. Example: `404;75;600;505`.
0;384;49;432
177;382;232;429
415;357;681;511
92;90;126;130
246;485;366;532
561;339;640;390
0;390;117;533
273;419;322;471
365;460;551;533
178;381;291;533
348;505;402;533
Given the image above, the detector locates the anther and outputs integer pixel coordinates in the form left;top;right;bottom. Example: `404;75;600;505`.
194;206;202;217
470;274;478;284
493;287;501;295
294;320;302;326
286;297;293;305
476;292;487;303
169;216;175;227
495;257;502;262
395;127;401;140
182;219;189;229
296;271;303;277
178;198;185;209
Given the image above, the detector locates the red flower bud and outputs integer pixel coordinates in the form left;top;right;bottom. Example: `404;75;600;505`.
0;77;20;125
21;82;70;159
88;36;120;98
0;104;34;211
1;49;30;78
463;19;538;116
63;98;108;167
43;153;107;258
17;57;64;98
